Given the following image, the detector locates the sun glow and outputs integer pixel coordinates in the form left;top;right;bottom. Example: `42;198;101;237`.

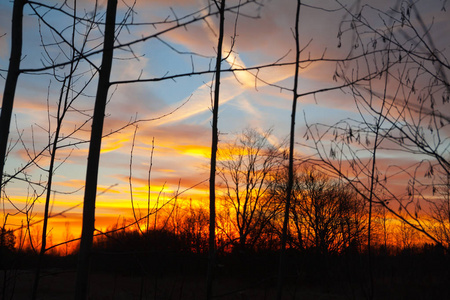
175;145;211;157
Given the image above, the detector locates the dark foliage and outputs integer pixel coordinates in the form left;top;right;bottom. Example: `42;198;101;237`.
0;228;15;252
2;229;449;299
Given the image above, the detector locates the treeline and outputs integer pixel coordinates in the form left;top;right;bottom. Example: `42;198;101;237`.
89;201;431;258
1;129;435;257
69;129;433;257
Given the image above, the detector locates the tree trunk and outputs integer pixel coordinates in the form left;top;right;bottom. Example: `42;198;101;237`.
0;0;25;187
206;1;225;299
0;3;24;297
31;83;65;300
74;1;117;299
277;1;301;299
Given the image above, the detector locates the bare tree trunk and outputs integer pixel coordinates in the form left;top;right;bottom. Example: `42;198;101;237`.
32;6;83;296
31;80;66;300
74;1;117;299
365;34;393;300
0;3;24;297
0;0;25;187
206;1;225;299
277;1;301;299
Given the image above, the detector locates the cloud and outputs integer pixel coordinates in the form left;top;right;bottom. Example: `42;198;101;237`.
57;179;86;189
174;144;211;158
110;123;211;152
14;96;49;115
117;172;208;194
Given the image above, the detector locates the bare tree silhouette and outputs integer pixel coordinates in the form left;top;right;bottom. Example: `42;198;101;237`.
218;128;282;253
75;1;117;298
277;0;301;298
0;0;25;188
207;1;226;298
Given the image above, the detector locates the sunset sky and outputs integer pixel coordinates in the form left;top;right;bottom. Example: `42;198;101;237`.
1;0;449;246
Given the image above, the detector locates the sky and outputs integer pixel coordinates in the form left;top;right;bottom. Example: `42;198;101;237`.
0;0;449;247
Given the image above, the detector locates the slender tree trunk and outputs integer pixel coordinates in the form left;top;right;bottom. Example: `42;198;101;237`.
33;10;79;295
0;3;24;297
31;86;65;300
277;1;301;299
365;30;393;300
74;1;117;299
206;1;225;299
0;0;25;187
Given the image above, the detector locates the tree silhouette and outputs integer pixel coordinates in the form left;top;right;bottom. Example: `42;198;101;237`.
207;0;226;298
302;1;449;297
29;3;103;297
217;128;282;252
304;0;449;251
0;0;25;188
298;166;367;253
277;0;301;298
74;0;117;298
271;164;368;253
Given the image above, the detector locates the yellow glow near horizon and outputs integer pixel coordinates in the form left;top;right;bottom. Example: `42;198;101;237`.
7;193;439;255
175;144;211;158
